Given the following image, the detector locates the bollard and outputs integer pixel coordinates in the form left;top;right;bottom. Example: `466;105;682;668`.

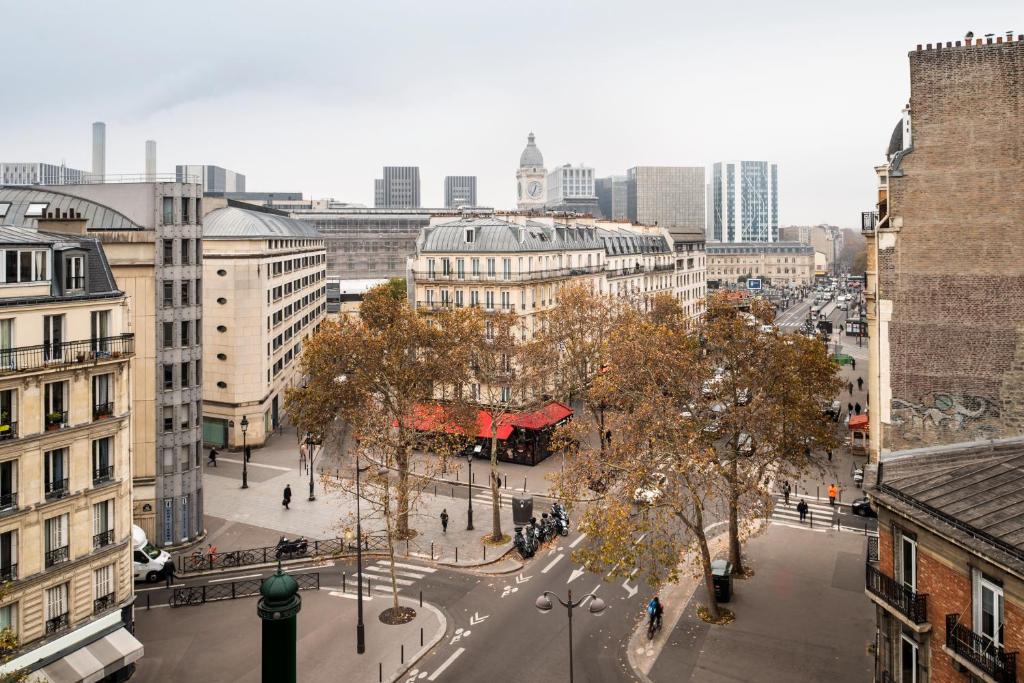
421;626;424;646
368;577;371;596
864;521;868;536
401;644;404;664
484;544;486;561
379;663;382;682
147;593;151;610
810;511;814;529
472;472;475;484
431;542;434;560
455;547;458;563
406;539;410;556
504;475;507;489
456;470;459;482
523;477;527;492
419;590;423;607
343;572;346;593
816;486;820;501
434;484;437;496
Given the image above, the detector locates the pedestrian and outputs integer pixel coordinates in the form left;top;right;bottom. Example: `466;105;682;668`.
164;559;176;587
797;499;808;523
855;402;862;415
283;484;292;510
299;443;307;473
857;377;864;391
827;448;833;462
440;508;449;534
245;445;252;463
848;402;854;415
828;483;838;506
852;358;857;370
848;382;853;395
782;481;791;505
208;447;218;468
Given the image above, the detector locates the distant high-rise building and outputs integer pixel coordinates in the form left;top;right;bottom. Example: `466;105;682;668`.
710;161;779;243
92;121;106;179
515;133;547;211
145;140;157;179
596;176;628;220
444;176;477;208
175;165;245;193
374;166;420;208
0;162;87;185
626;166;706;243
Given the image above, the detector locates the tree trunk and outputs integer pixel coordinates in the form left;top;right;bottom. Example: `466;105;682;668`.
728;455;745;575
490;425;503;542
383;482;399;611
688;507;721;621
396;441;410;537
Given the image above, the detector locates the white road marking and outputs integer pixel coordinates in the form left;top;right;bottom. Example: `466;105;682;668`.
217;457;291;472
514;574;532;584
369;565;425;579
360;570;415;586
428;647;466;681
208;573;261;584
567;567;586;584
541;553;564;574
377;561;437;573
329;591;358;600
569;533;587;549
469;612;489;625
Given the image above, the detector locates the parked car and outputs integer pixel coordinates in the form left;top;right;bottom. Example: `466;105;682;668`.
851;497;877;518
633;472;667;505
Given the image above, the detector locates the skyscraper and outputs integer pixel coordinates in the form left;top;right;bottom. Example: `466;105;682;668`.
596;176;628;220
626;166;706;242
444;175;477;208
374;166;421;208
710;161;779;243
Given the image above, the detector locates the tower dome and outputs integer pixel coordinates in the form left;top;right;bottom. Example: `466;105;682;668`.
519;132;544;168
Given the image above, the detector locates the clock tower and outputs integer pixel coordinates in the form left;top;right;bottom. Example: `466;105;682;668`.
515;132;547;211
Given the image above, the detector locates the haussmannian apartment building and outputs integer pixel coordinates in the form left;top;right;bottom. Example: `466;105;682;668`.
200;199;327;449
0;180;205;548
706;242;815;286
0;219;141;681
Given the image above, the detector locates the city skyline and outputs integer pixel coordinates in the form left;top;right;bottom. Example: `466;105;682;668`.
0;1;1018;226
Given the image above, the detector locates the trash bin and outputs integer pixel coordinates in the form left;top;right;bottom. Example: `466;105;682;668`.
711;559;733;603
512;496;533;526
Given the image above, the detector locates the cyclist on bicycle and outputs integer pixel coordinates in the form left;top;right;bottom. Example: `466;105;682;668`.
647;596;663;633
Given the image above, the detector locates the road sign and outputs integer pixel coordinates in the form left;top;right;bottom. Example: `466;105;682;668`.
746;278;762;291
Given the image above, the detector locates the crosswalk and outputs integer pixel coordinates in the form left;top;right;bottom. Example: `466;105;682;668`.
770;495;834;531
470;488;516;508
355;559;436;596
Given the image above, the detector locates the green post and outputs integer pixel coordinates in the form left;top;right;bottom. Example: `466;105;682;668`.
257;566;302;683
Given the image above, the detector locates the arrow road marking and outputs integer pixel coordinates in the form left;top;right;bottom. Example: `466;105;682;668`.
569;533;587;549
470;612;489;626
428;647;465;681
541;553;564;574
568;567;586;584
622;579;638;598
515;574;532;585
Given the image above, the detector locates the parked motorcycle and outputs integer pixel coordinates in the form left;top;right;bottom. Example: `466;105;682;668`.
514;527;534;559
551;503;570;537
275;536;309;559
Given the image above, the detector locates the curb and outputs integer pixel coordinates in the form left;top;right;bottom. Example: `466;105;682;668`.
386;595;448;683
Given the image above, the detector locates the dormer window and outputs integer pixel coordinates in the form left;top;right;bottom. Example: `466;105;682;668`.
25;203;48;218
465;228;474;244
64;256;85;291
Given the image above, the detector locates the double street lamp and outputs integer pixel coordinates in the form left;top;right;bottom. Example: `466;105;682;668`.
240;415;249;489
536;590;605;683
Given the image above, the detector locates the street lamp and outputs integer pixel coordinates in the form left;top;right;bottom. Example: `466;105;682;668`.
305;432;319;501
352;451;387;655
536;589;606;683
240;415;249;489
467;444;481;531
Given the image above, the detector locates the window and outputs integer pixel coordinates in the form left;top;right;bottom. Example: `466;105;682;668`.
44;583;69;634
43;381;67;427
44;515;69;567
470;290;479;307
181;238;191;265
162;239;174;265
0;460;16;511
0;531;16;582
472;258;480;276
162;281;174;307
180;362;190;387
44;448;68;498
43;314;64;362
974;572;1004;647
92;437;112;483
94;564;114;609
0;603;15;636
502;258;511;280
465;228;474;243
899;535;916;592
181;320;191;347
900;634;918;683
501;386;511;403
180;281;190;306
0;203;9;219
92;500;113;548
90;310;110;353
485;291;494;310
457;259;465;279
25;203;48;218
181;198;191;224
162;196;174;225
487;258;496;276
92;374;112;418
0;320;11;371
162;322;173;348
163;364;173;390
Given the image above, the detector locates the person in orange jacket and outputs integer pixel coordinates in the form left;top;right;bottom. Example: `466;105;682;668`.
828;483;838;506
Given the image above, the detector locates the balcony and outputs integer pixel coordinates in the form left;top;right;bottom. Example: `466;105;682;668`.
44;545;69;568
0;421;15;441
44;612;69;635
93;529;114;549
945;614;1018;683
93;593;116;614
0;563;17;582
0;492;16;512
93;466;114;485
44;478;69;500
865;563;929;627
0;334;134;377
92;402;114;420
412;264;603;285
44;411;68;432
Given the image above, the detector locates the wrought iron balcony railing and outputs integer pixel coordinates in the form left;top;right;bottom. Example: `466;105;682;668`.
93;593;116;614
92;402;114;420
44;613;69;635
865;563;928;624
0;563;17;582
945;614;1018;683
412;264;604;285
44;545;69;568
93;530;114;549
44;478;69;500
44;411;67;431
0;491;16;512
0;421;15;441
0;334;134;376
93;466;114;485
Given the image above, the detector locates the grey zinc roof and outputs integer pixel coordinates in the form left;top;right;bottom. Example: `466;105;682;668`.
596;227;670;256
203;206;322;239
0;224;121;298
420;218;605;253
0;225;66;245
0;186;143;230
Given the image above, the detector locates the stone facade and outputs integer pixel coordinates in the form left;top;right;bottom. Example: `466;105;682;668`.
870;36;1024;453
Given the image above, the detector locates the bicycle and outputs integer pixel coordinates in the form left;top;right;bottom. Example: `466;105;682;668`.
647;614;662;640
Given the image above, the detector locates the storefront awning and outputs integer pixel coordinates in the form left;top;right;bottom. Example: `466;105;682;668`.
512;402;573;430
848;414;868;431
36;628;143;683
400;402;573;441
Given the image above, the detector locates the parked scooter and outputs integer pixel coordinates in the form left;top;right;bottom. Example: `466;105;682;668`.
551;502;570;536
524;524;540;556
275;536;309;559
514;527;535;559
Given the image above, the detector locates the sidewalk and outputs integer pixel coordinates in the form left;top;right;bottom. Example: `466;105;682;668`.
133;588;446;683
202;426;514;566
643;524;874;683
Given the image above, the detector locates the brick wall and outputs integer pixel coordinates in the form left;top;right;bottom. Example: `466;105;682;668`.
881;38;1024;450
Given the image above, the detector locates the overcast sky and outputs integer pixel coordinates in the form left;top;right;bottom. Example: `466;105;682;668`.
1;0;1018;226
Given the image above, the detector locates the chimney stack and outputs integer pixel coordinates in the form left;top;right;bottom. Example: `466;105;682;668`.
92;122;106;180
145;140;157;180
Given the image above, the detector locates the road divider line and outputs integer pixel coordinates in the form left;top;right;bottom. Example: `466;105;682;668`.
428;647;466;681
216;457;291;472
569;533;586;549
377;561;437;573
541;553;564;574
208;573;261;584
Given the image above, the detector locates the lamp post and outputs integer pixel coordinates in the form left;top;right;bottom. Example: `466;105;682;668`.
467;445;481;531
240;415;249;489
306;433;318;502
354;451;366;654
536;589;606;683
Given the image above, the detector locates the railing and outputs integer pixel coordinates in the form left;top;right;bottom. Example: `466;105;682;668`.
0;563;17;582
867;535;879;563
44;478;69;500
44;411;68;431
0;334;134;376
44;546;69;568
945;614;1018;683
69;173;200;185
170;572;320;607
0;421;15;441
177;534;388;574
865;564;928;624
44;613;69;635
93;466;114;485
412;264;604;284
0;492;16;511
93;593;116;614
93;402;114;420
93;530;114;549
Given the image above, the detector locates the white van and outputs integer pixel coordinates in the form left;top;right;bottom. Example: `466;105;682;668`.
133;525;171;583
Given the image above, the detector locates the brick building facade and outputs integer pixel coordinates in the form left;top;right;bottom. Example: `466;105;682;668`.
867;441;1024;683
866;34;1024;457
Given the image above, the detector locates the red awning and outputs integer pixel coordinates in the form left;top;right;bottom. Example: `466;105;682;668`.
848;414;868;431
512;402;574;430
397;401;573;440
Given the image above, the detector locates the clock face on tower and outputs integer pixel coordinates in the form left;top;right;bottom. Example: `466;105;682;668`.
527;181;543;199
